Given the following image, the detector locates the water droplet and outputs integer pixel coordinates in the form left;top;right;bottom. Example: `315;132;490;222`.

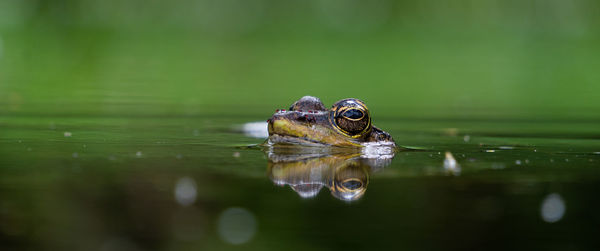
443;152;460;176
217;207;257;245
540;193;566;223
463;135;470;142
174;177;197;206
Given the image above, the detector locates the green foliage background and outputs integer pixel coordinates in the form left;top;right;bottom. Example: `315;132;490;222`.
1;0;599;119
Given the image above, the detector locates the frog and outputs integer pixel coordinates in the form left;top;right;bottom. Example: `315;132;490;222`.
267;96;395;147
268;152;372;201
266;144;394;201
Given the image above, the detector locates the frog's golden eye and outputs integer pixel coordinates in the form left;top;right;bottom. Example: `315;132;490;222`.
330;98;372;138
331;164;369;201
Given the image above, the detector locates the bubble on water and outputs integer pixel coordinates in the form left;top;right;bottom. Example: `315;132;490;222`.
135;151;142;158
443;152;460;176
361;142;395;159
174;177;197;206
525;159;530;164
463;135;470;142
217;207;257;245
541;193;566;223
232;152;240;158
515;160;522;165
241;122;268;138
63;132;72;137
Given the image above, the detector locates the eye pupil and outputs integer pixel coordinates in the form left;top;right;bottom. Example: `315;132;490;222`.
342;109;363;120
342;180;362;190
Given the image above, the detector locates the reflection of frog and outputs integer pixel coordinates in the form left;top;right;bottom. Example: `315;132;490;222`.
267;148;394;201
267;96;395;147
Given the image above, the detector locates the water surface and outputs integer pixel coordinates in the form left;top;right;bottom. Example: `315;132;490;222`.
1;111;599;250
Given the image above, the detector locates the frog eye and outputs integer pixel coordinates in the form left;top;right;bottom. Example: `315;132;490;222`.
330;98;372;138
331;164;369;201
341;179;363;191
334;108;370;136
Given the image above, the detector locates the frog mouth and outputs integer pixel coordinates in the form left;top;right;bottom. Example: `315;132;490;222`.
267;134;329;146
267;116;361;147
267;118;328;146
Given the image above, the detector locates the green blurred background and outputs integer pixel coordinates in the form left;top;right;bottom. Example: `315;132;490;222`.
1;0;599;119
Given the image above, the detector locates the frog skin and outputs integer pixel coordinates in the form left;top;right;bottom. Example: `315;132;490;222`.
267;96;395;147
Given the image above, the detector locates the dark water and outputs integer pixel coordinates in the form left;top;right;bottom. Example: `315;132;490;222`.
1;113;599;251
